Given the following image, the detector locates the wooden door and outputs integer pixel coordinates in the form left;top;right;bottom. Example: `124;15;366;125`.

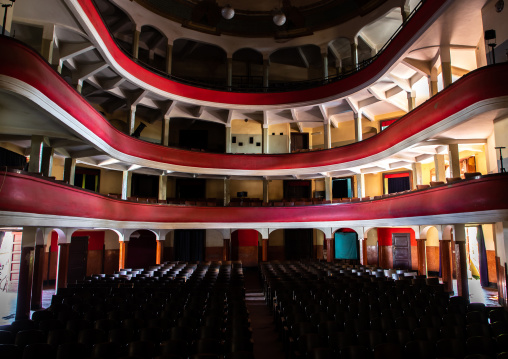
67;237;88;285
392;233;411;270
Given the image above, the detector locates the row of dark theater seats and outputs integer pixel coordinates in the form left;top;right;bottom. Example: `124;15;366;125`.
0;261;254;359
260;260;508;359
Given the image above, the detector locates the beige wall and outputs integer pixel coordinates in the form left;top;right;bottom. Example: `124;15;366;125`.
99;169;123;195
52;156;65;180
206;179;224;200
206;229;223;247
269;229;284;246
421;161;434;185
459;147;487;175
366;228;378;246
231;179;263;199
268;123;289;153
268;180;284;201
364;173;382;197
231;119;262;154
104;230;120;250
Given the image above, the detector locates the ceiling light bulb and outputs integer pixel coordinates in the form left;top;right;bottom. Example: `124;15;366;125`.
221;4;235;20
273;11;286;26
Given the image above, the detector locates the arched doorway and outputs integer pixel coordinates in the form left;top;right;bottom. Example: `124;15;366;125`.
231;229;259;267
334;228;359;263
126;230;157;268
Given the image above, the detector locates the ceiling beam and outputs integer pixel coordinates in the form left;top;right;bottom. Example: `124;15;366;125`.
71;148;103;158
297;47;310;68
402;58;430;76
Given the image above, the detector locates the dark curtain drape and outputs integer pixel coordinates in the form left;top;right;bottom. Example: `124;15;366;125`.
477;225;489;287
387;177;410;194
174;229;205;261
0;147;26;168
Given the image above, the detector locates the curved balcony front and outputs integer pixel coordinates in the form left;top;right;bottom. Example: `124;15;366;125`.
70;0;448;107
1;171;507;229
1;36;507;176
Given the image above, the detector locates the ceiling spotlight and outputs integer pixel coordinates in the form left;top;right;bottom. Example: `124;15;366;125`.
495;0;504;12
221;4;235;20
273;10;286;26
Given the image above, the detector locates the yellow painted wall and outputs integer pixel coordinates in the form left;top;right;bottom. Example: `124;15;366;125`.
421;161;434;185
231;119;262;153
51;156;65;180
206;179;224;200
104;230;120;250
314;229;324;246
425;226;439;247
364;173;382;197
231;179;263;199
314;179;325;193
366;228;378;246
268;180;284;201
99;169;123;195
459;147;487;175
482;224;495;251
269;229;284;246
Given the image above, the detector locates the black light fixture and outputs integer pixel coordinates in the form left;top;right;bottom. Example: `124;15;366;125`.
1;0;15;36
495;0;504;13
484;29;497;64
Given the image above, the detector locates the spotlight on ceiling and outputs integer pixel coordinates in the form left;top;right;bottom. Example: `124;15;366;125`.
221;4;235;20
273;10;286;26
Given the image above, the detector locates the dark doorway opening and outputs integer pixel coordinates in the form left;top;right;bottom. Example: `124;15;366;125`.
332;177;353;199
291;133;309;152
176;178;206;199
74;167;100;192
179;129;208;150
126;230;157;269
284;229;313;260
67;236;88;285
384;172;411;194
174;229;205;261
392;233;411;270
284;180;311;199
132;174;159;198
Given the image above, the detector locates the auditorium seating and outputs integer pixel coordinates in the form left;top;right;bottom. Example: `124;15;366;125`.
0;261;251;359
260;260;507;359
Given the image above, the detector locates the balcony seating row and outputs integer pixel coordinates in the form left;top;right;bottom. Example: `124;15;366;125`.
260;260;506;359
0;261;252;359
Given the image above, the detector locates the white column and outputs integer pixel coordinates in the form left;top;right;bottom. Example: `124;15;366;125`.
351;39;358;70
161;116;170;146
323;120;331;149
227;57;233;89
166;42;173;75
41;25;55;64
263;179;269;203
28;135;44;173
133;29;140;59
324;176;333;201
355;173;365;198
322;51;328;79
412;162;422;188
354;112;363;142
63;158;76;185
448;144;461;178
494;116;508;172
262;125;269;154
224;178;230;206
121;171;132;200
129;105;137;135
441;45;452;88
429;67;438;96
434;154;446;182
407;91;416;112
158;175;167;201
226;125;232;153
